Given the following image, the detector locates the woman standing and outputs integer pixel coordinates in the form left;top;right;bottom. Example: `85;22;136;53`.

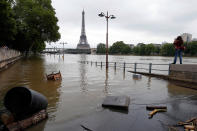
172;36;184;64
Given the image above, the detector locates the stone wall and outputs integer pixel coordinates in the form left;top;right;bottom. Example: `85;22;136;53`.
169;64;197;83
0;48;21;71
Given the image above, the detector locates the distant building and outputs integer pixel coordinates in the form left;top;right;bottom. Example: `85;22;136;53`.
162;41;168;44
192;38;197;42
127;44;135;49
137;43;144;46
181;33;192;43
152;43;161;47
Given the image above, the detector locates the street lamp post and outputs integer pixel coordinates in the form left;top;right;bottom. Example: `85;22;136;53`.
98;11;116;69
60;42;67;53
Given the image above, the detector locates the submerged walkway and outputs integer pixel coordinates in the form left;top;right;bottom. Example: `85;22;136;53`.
80;61;197;89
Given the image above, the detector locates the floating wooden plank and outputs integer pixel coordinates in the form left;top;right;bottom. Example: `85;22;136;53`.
102;96;130;110
148;109;167;118
146;105;167;110
184;125;195;130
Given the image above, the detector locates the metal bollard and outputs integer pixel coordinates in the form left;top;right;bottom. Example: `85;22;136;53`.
134;63;137;72
149;63;152;74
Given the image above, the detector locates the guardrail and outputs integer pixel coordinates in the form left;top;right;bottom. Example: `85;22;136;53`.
79;61;170;75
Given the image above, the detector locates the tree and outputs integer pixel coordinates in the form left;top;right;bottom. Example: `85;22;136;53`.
160;43;175;56
96;43;106;54
0;0;16;46
139;44;146;55
185;41;197;56
145;44;155;55
121;45;132;54
133;46;140;55
109;41;131;54
11;0;60;52
154;46;161;55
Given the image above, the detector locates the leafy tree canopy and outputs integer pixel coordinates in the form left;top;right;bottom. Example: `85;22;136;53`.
0;0;16;46
160;43;175;56
96;43;106;54
109;41;131;54
11;0;60;52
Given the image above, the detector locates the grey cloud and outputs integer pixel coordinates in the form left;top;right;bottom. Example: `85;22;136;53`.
51;0;197;47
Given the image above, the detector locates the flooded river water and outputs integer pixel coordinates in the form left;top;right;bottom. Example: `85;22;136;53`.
0;54;197;131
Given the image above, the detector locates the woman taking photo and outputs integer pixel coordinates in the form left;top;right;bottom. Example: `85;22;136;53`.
172;36;184;64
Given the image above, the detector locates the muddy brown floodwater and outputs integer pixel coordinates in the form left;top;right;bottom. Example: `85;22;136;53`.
0;54;197;131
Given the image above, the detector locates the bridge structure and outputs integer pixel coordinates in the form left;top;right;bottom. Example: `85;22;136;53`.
42;48;66;53
43;48;97;54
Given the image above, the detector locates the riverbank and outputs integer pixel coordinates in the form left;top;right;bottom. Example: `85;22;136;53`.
0;48;21;72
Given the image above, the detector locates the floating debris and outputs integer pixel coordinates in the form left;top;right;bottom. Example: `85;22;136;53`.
102;96;130;110
148;109;167;118
146;105;167;110
171;117;197;131
46;71;62;80
146;105;167;118
80;124;93;131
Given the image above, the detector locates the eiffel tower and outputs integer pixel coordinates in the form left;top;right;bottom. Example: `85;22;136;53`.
77;10;90;49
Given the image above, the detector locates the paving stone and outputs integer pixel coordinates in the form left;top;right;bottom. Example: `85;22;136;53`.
102;96;130;110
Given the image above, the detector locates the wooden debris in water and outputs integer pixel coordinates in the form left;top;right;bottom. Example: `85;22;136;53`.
148;109;167;118
174;117;197;131
46;71;62;80
80;124;93;131
146;105;167;110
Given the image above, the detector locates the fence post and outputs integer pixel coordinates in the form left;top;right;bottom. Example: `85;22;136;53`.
114;62;116;69
101;61;102;67
91;61;92;66
134;63;137;72
168;64;170;75
123;62;126;71
149;63;152;74
96;61;97;66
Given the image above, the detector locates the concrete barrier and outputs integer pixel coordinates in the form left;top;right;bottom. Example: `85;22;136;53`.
169;64;197;83
0;48;21;71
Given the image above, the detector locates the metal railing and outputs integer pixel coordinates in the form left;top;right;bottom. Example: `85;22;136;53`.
79;61;170;75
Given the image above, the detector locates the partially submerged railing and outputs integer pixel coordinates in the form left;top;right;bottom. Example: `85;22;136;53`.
79;61;170;75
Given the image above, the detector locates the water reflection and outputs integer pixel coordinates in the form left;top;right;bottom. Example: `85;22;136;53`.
0;55;61;122
104;68;109;94
147;77;151;89
79;55;88;92
123;69;125;80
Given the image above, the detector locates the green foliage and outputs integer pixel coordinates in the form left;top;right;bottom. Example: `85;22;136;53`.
160;43;175;56
154;46;161;55
0;0;16;46
133;46;139;55
145;44;155;55
184;41;197;56
139;44;146;55
10;0;60;52
109;41;131;54
96;43;106;54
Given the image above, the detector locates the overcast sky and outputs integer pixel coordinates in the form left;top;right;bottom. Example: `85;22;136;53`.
47;0;197;48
